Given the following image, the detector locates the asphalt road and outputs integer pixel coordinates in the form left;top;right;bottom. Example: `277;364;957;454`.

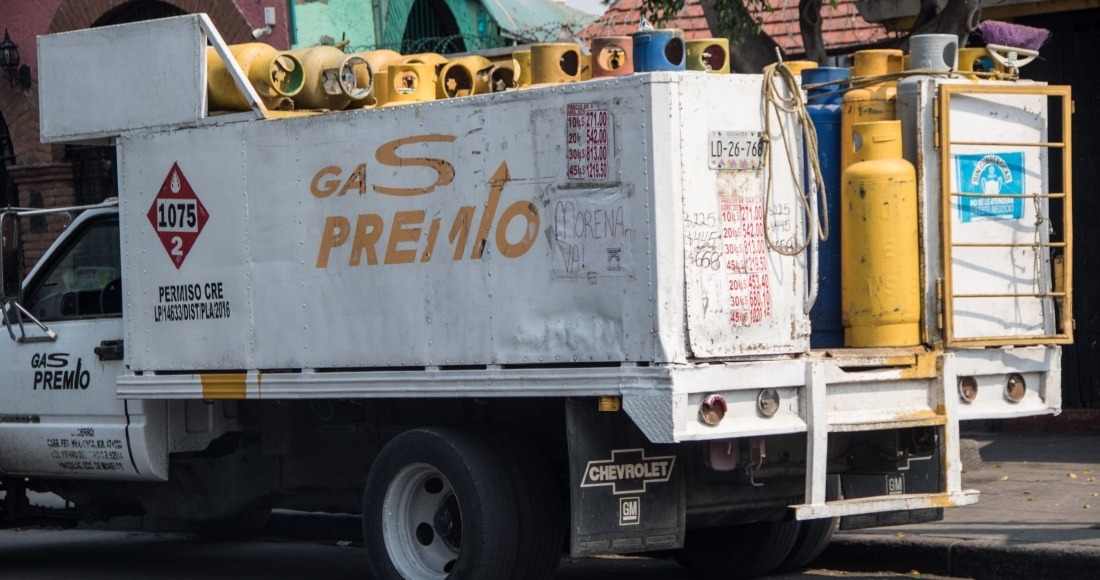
0;526;962;579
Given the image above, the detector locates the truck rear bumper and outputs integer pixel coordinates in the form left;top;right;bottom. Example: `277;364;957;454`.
792;490;980;520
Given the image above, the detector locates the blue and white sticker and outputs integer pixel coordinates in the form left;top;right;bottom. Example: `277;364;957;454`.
954;152;1025;223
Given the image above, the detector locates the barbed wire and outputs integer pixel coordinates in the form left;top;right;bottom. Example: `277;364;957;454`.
342;19;618;55
337;5;898;57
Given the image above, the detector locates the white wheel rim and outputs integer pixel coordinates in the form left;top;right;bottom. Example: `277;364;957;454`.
382;463;461;579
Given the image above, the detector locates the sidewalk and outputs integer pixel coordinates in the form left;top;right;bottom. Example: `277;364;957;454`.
819;424;1100;579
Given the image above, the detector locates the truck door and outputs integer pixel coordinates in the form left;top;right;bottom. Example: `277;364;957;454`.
0;211;166;481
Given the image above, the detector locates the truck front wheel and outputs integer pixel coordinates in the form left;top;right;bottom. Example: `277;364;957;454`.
363;427;519;580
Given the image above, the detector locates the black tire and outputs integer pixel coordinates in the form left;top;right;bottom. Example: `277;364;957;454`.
476;427;564;580
362;427;519;580
675;520;799;580
778;474;840;571
776;517;837;571
188;506;271;541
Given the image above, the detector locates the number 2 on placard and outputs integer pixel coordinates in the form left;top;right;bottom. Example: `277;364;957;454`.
170;236;183;257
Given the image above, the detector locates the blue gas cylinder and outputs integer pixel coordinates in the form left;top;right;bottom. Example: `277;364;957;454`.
804;67;849;348
631;29;686;72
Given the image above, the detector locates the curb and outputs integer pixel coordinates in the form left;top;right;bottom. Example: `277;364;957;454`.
818;533;1100;580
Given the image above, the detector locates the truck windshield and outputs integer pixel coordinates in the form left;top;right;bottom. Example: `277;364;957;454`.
23;217;121;321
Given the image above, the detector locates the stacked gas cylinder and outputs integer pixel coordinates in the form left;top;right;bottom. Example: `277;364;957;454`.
204;30;742;113
806;35;981;350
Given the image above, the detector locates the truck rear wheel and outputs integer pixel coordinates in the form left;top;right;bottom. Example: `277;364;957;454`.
675;520;798;580
476;427;564;580
362;427;519;580
776;517;837;571
778;474;839;571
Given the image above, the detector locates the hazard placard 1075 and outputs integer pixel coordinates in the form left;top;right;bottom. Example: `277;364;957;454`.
567;103;611;181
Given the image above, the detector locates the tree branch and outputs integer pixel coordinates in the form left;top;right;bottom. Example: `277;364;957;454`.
899;0;981;51
799;0;826;64
699;0;783;73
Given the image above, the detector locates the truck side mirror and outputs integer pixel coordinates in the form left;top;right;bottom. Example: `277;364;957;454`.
1;213;22;300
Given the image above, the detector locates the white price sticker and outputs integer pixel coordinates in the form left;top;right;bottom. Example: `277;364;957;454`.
708;131;764;170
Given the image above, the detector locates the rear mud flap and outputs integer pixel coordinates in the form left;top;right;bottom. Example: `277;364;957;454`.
566;398;685;557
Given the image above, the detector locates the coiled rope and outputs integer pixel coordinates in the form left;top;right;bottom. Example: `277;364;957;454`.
759;62;828;256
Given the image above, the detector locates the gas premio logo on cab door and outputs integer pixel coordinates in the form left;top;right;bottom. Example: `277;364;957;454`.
147;163;209;269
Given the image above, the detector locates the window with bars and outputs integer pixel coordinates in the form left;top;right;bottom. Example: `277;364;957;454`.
66;145;117;205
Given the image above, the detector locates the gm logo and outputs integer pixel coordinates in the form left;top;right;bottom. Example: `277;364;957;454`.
887;474;905;495
620;497;640;526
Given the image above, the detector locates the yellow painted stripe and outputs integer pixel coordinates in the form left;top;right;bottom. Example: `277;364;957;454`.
899;353;940;380
200;373;247;399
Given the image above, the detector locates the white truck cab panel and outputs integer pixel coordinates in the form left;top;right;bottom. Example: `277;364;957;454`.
0;208;167;481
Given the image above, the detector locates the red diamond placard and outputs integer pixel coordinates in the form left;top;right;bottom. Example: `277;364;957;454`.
147;163;209;269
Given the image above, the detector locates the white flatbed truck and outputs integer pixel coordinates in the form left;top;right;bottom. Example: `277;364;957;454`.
0;15;1072;580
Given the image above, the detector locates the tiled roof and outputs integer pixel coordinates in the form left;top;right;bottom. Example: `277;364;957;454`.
579;0;897;55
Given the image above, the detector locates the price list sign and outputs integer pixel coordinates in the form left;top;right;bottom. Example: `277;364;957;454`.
721;196;773;326
567;103;610;181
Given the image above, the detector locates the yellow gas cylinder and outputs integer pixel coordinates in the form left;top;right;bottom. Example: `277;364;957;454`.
384;63;437;105
686;39;730;74
490;58;518;92
206;43;304;112
514;50;532;88
530;43;581;85
439;55;493;98
354;49;402;107
841;49;903;171
292;46;371;110
402;52;448;68
841;120;920;347
780;59;817;77
957;47;1000;79
591;36;633;78
372;68;390;106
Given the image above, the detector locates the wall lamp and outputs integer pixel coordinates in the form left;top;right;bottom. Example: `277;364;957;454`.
1;30;33;90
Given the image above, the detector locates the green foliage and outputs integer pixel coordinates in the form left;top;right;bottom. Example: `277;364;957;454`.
638;0;839;43
640;0;686;28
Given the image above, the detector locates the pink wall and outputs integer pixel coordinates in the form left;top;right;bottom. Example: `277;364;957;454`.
231;1;292;49
2;1;291;70
3;0;63;70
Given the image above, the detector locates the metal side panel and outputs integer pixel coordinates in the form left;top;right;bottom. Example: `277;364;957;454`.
677;73;809;358
918;80;1071;347
38;14;207;143
945;89;1052;340
119;125;255;372
932;82;1072;346
240;80;662;368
